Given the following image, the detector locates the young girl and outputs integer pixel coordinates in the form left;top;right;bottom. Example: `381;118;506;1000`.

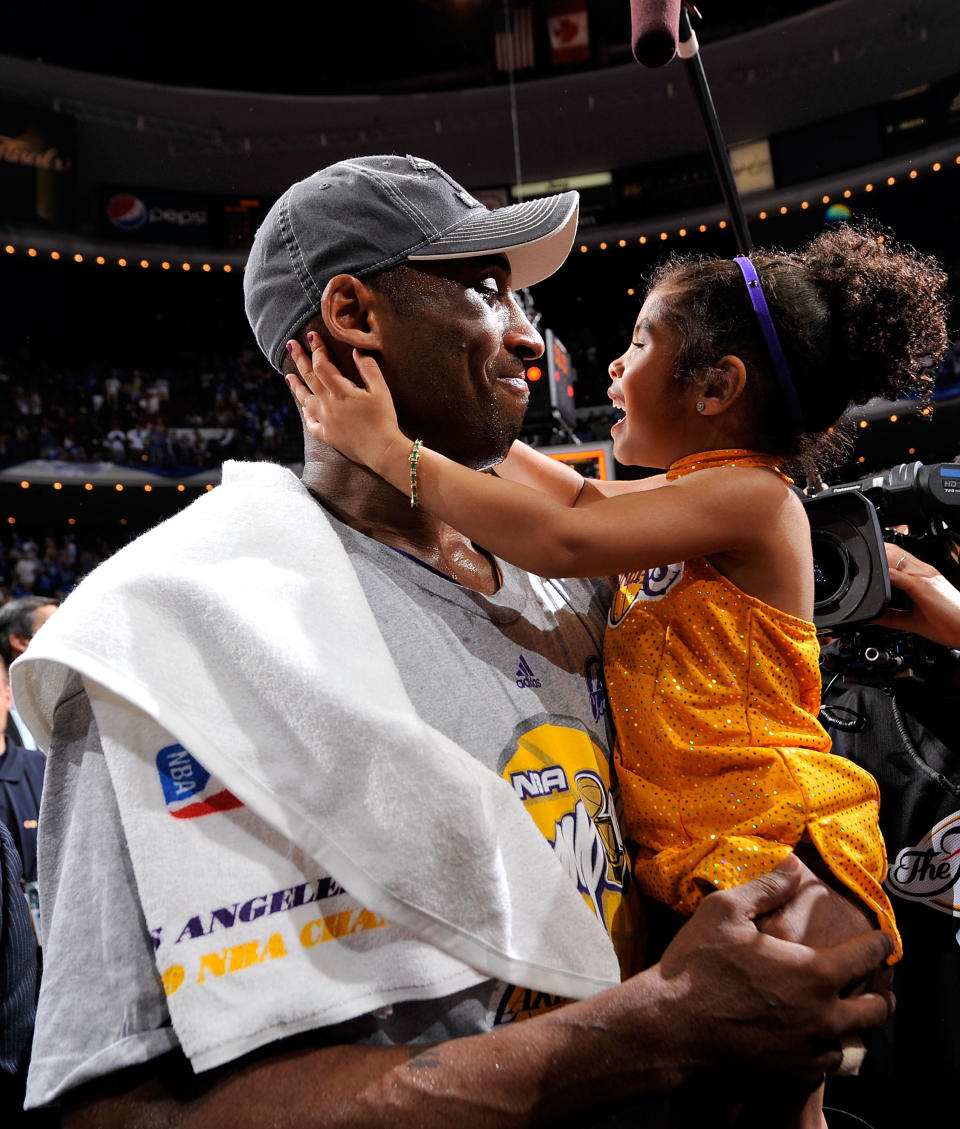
286;224;947;1119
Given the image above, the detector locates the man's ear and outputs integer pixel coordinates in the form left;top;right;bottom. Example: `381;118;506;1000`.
8;634;30;659
320;274;385;351
697;355;747;416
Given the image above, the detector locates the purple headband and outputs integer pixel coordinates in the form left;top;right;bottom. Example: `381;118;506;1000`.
733;255;805;435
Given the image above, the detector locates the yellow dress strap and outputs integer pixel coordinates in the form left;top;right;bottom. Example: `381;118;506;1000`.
666;448;794;484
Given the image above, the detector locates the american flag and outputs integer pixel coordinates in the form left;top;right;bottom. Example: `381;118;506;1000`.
495;5;535;72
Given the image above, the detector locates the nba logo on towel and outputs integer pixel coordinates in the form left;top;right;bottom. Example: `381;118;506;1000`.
156;743;243;819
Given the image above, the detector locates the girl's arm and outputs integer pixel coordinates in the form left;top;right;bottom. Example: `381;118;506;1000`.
287;340;771;579
497;441;667;507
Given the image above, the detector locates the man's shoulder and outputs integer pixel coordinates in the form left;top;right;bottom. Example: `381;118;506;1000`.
0;740;44;783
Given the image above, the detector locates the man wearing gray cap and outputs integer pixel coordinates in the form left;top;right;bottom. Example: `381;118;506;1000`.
16;155;892;1127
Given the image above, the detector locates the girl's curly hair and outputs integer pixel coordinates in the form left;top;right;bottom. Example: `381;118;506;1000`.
648;222;950;473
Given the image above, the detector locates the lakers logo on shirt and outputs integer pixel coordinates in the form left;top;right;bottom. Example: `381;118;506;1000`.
496;722;635;1025
608;563;684;626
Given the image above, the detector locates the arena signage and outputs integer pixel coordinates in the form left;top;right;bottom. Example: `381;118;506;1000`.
0;102;76;226
98;186;216;245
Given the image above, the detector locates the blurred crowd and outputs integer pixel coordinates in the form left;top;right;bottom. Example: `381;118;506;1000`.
0;347;302;471
0;531;116;606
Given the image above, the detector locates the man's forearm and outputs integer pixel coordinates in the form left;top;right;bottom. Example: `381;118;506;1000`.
64;974;686;1129
64;860;895;1129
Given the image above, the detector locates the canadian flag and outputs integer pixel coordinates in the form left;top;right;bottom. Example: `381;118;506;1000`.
547;0;590;65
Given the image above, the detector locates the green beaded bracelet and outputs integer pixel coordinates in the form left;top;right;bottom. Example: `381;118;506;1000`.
409;438;422;508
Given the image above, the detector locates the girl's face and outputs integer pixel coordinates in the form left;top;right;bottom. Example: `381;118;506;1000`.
607;288;700;469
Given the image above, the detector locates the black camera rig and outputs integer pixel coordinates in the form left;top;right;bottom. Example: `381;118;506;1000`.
803;461;960;683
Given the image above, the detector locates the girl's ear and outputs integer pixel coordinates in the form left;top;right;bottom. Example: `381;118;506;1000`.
698;355;747;416
320;274;385;351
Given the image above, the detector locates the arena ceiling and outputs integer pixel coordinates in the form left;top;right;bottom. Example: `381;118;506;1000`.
8;1;828;96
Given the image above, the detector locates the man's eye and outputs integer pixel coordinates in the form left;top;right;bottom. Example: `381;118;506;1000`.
475;277;502;299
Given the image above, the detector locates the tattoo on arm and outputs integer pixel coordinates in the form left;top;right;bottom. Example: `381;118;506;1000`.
407;1048;442;1070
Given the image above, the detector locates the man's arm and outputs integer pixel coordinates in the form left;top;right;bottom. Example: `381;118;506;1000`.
63;858;893;1129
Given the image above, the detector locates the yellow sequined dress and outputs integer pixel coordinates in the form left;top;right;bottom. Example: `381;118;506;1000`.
604;450;901;957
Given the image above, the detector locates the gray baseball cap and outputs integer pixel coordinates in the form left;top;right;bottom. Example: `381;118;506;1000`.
244;154;579;372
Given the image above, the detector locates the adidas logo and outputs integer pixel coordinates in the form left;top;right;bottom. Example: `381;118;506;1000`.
515;654;542;689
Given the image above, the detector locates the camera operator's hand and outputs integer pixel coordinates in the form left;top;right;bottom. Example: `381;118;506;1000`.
874;544;960;648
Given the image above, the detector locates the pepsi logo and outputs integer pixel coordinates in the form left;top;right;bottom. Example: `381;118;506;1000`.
107;193;147;230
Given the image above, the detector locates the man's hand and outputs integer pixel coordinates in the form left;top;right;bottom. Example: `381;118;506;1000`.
650;855;894;1089
873;543;960;648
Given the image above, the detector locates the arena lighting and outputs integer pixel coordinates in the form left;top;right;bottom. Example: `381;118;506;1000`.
759;211;768;220
205;484;214;491
618;239;626;247
627;288;635;295
599;242;608;250
19;481;29;489
699;224;707;232
547;447;611;480
182;263;191;271
27;248;37;257
162;261;171;270
822;195;830;204
202;263;211;272
140;259;149;268
4;244;14;254
659;231;668;240
890;414;899;422
639;236;647;244
865;183;874;192
73;253;83;263
887;176;896;185
719;221;727;229
7;517;15;525
933;162;942;172
118;258;127;267
909;447;916;455
780;206;788;214
53;482;62;490
579;244;588;253
859;420;869;429
801;201;810;209
223;265;232;273
115;484;124;492
176;484;186;492
526;364;544;382
67;518;76;526
909;170;918;179
96;256;105;265
50;251;60;260
144;484;152;492
84;483;93;491
679;228;687;236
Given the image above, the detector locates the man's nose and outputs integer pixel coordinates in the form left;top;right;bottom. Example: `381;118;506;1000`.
608;352;625;379
504;297;544;360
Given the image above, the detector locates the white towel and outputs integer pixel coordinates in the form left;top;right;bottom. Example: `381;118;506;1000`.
13;461;620;1071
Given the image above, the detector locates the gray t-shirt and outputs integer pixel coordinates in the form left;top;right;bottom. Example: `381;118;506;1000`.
28;514;638;1107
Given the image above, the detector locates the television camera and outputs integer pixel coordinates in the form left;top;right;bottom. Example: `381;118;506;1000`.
803;461;960;683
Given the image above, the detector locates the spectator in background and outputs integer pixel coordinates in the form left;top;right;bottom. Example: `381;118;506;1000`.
0;819;38;1127
0;598;57;751
0;656;44;889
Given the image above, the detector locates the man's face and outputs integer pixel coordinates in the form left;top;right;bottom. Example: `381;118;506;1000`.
371;256;544;470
